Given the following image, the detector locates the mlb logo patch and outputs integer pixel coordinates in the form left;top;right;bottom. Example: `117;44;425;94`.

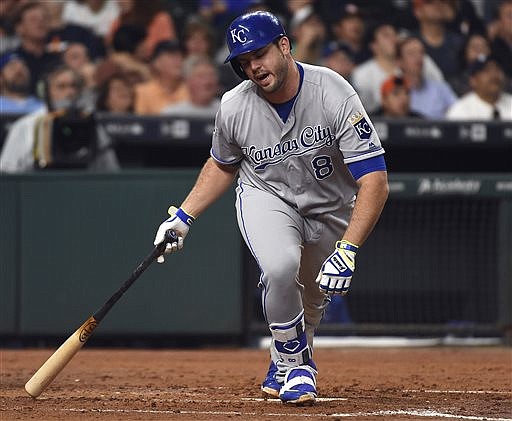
349;111;373;141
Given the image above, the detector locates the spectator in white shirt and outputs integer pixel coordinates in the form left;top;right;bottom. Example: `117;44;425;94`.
446;55;512;120
61;0;120;37
352;22;444;113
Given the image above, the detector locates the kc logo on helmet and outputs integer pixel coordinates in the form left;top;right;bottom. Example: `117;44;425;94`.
230;25;250;44
349;111;373;141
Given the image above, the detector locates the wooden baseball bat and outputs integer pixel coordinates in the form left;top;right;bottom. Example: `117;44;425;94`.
24;230;177;398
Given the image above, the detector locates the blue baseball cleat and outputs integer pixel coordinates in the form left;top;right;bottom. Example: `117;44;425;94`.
261;360;282;398
279;361;317;405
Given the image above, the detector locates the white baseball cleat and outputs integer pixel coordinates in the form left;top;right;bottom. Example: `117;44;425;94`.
279;362;317;405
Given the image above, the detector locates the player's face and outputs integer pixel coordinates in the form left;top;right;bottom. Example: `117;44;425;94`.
237;40;289;94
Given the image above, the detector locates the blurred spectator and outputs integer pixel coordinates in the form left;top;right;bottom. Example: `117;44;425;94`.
44;0;106;61
162;55;220;118
61;0;120;37
1;64;119;173
489;0;512;79
0;52;43;114
446;55;512;120
330;4;370;64
134;40;189;115
63;43;97;89
285;0;313;15
62;42;98;112
245;0;272;13
107;0;177;61
372;75;423;118
198;0;253;28
447;0;487;36
94;24;150;87
0;19;19;55
0;0;28;54
289;5;327;64
352;22;400;112
321;40;355;81
6;1;61;95
449;32;491;96
411;0;464;80
398;36;457;119
182;18;216;59
352;22;444;113
96;73;135;113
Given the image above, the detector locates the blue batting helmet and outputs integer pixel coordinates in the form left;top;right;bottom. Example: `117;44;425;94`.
224;11;287;79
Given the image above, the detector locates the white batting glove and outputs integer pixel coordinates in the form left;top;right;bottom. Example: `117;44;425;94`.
316;240;358;295
154;206;195;263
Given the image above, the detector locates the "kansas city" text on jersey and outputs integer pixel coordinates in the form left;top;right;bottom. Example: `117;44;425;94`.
242;124;336;171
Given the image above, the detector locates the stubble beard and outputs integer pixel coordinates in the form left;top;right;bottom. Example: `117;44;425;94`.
260;54;289;95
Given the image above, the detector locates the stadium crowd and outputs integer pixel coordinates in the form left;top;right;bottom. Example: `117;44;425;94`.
0;0;511;171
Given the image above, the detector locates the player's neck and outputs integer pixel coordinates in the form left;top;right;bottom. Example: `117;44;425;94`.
262;60;300;104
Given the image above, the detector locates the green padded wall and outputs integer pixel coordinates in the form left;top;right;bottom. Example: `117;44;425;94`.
0;179;18;333
2;171;241;336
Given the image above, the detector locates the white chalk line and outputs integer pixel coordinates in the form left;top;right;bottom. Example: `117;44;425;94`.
241;397;347;402
402;389;512;395
61;408;512;420
121;387;510;396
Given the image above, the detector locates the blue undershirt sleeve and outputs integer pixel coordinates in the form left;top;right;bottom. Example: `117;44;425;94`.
347;155;387;180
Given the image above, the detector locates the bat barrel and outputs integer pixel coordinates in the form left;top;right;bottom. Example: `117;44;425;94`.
24;316;97;398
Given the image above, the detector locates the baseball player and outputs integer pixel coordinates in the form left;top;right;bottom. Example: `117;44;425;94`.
154;11;389;405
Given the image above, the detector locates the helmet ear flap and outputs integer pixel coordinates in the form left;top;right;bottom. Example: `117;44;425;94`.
229;59;248;80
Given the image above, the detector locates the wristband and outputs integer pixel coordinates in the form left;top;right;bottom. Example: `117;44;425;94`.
336;240;359;253
176;208;195;226
168;206;195;226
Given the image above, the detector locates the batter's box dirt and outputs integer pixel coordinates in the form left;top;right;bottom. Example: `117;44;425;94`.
1;347;511;420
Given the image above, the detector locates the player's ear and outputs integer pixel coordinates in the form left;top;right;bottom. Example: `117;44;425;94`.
278;36;291;55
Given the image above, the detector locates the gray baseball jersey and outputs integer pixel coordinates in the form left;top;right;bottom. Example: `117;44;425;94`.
211;62;384;217
210;62;384;362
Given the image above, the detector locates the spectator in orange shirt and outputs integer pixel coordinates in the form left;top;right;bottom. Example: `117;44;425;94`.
107;0;176;61
134;40;189;115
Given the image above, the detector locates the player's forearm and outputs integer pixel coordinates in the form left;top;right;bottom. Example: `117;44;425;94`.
180;157;238;218
342;170;389;246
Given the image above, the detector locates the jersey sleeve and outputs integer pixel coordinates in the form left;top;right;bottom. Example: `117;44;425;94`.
334;93;384;164
210;106;243;165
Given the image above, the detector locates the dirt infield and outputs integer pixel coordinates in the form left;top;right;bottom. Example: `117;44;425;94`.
1;347;511;420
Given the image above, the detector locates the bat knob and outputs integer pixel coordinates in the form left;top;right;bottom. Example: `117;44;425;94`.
164;229;178;244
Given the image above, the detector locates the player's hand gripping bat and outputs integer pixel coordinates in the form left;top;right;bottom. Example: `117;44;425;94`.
24;230;178;398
